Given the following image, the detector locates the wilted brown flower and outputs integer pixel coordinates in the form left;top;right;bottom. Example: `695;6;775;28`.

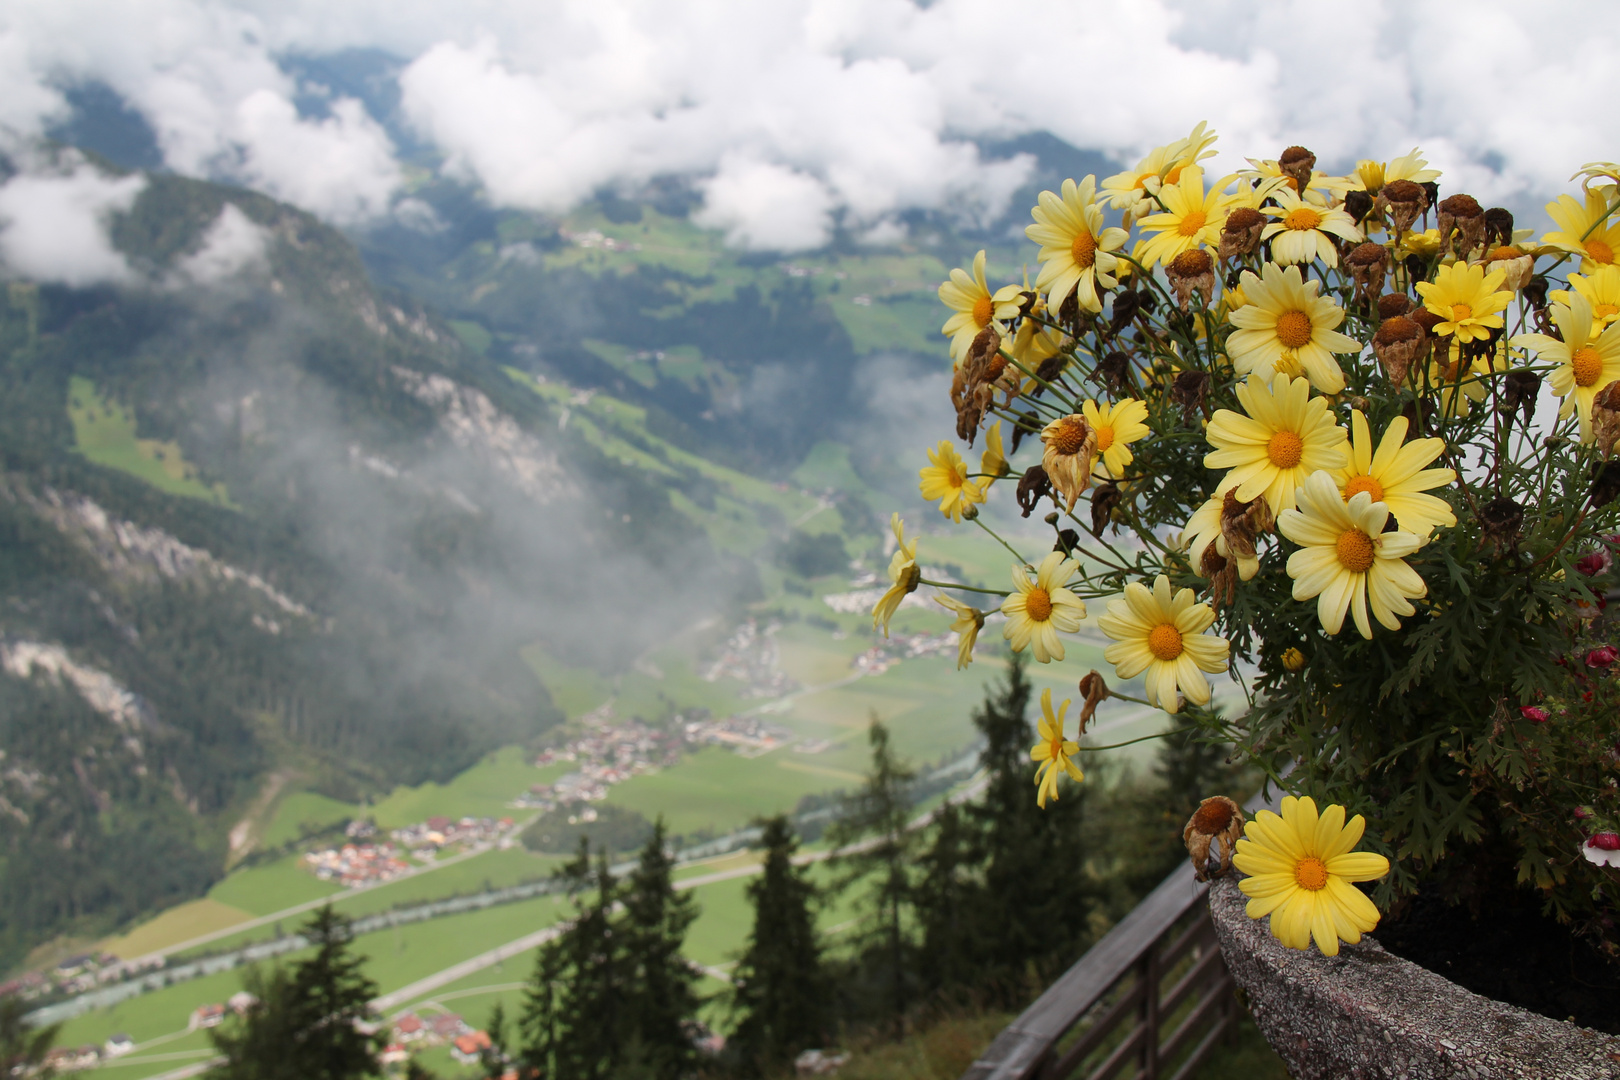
1376;292;1412;319
1345;242;1389;306
1220;489;1273;573
1479;496;1525;554
1484;207;1515;251
950;325;1003;441
1376;179;1429;234
1343;189;1374;225
1077;670;1109;734
1016;464;1055;518
1277;145;1317;193
1594;381;1620;459
1502;370;1543;428
1372;314;1429;385
1040;414;1098;512
1171;369;1211;424
1184;795;1245;882
1438;193;1485;258
1591;461;1620;508
1089;481;1122;538
1219;206;1267;259
1166;248;1215;311
1481;245;1535;293
1096;350;1135;398
1203;546;1235;610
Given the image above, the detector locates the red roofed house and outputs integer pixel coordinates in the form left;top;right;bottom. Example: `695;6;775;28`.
451;1030;492;1064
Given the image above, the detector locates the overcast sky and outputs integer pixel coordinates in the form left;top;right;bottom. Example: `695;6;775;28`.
2;0;1617;263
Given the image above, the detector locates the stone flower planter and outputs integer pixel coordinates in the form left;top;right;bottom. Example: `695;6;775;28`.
1207;874;1620;1079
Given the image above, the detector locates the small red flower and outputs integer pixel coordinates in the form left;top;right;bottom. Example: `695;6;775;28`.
1590;833;1620;851
1576;550;1613;576
1586;645;1619;668
1519;706;1550;723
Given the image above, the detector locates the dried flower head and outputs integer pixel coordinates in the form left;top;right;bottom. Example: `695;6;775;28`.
1502;370;1543;428
1376;179;1429;235
1040;414;1098;511
1184;795;1245;881
1166;248;1216;311
1594;381;1620;458
1377;293;1412;319
1277;146;1317;193
1479;496;1525;553
1016;464;1055;518
1219;206;1267;259
1089;480;1122;537
1077;670;1109;733
950;325;1003;441
1484;207;1515;251
1438;193;1486;258
1345;242;1389;306
1373;314;1429;384
1097;351;1135;397
1172;369;1211;424
1591;461;1620;509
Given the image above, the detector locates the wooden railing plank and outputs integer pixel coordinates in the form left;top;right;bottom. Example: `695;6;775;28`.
1163;980;1236;1080
1158;938;1225;1019
1083;1022;1146;1080
1041;979;1145;1080
1157;974;1234;1067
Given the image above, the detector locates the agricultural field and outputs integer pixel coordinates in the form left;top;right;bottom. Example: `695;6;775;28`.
66;375;234;506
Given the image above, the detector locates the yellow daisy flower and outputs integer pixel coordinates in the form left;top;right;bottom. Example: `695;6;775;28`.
1261;187;1363;267
1027;176;1129;315
1350;149;1441;194
1098;575;1230;711
872;513;919;638
1396;228;1443;259
1100;122;1218;227
939;249;1022;362
1414;262;1511;344
1277;471;1426;639
1572;161;1620;191
1335;411;1456;537
1542;189;1620;272
1203;374;1349;516
979;421;1008;490
1226;263;1361;394
1514;291;1620;442
1081;397;1150;480
1001;551;1086;663
1551;265;1620;329
933;593;985;670
1030;687;1083;808
1136;167;1226;269
1421;345;1491;419
1233;795;1390;957
919;441;986;522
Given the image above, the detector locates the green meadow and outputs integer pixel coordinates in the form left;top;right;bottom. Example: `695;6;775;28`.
67;375;233;506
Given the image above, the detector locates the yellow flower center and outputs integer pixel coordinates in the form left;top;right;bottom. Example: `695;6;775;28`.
1047;736;1064;759
1147;623;1184;661
1177;210;1207;237
1294;856;1329;891
1284;206;1323;231
1450;302;1472;323
1050;418;1089;455
1070;230;1098;270
1275;311;1314;349
972;294;994;326
1336;529;1375;572
1266;430;1304;469
1573;346;1605;387
1489;245;1519;261
1164;164;1185;185
1343;474;1385;503
1588;239;1616;264
1024;587;1053;622
1596;303;1619;321
1095;425;1115;451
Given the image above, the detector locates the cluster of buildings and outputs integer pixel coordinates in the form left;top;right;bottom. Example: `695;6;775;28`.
684;714;795;757
701;620;799;699
522;705;683;810
191;992;258;1029
302;841;412;886
0;950;159;1002
382;1011;500;1067
850;630;961;675
390;816;515;859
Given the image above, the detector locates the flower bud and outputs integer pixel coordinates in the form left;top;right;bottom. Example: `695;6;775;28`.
1281;647;1305;672
1519;706;1550;723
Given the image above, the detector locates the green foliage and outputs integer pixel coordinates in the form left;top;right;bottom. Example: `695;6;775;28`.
0;994;60;1076
729;816;833;1070
779;530;848;578
208;906;384;1080
521;802;655;856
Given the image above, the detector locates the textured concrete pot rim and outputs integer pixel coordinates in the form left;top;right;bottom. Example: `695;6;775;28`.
1206;873;1620;1080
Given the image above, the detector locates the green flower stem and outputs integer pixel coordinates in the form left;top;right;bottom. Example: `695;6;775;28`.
972;516;1031;568
1080;727;1187;752
998;349;1080;412
918;577;1010;597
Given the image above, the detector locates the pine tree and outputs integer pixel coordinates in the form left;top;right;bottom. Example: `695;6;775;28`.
729;815;831;1070
620;819;701;1080
0;995;58;1075
913;799;978;999
209;906;384;1080
828;717;918;1038
965;653;1094;1002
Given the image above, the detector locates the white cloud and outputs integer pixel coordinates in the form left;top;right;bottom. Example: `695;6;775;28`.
1;0;1618;246
0;159;144;287
172;203;268;285
694;158;836;252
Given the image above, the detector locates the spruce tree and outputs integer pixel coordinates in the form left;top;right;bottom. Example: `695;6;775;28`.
0;995;58;1075
620;819;701;1080
828;717;918;1037
729;816;831;1070
965;653;1094;1002
913;799;977;999
209;906;384;1080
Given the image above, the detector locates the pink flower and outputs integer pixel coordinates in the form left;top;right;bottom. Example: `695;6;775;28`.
1586;645;1619;669
1519;706;1550;723
1576;550;1613;577
1574;807;1593;821
1584;833;1620;868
